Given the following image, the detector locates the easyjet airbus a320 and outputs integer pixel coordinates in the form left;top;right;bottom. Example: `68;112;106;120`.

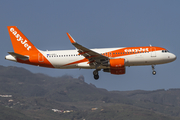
5;26;176;80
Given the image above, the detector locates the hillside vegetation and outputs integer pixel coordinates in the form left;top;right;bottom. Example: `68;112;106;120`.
0;65;179;120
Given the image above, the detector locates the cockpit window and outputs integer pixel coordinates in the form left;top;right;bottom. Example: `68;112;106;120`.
162;50;169;53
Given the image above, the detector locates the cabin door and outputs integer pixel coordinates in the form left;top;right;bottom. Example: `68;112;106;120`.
150;47;156;57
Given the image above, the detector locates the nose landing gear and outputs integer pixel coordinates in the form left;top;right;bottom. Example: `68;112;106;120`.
152;65;156;75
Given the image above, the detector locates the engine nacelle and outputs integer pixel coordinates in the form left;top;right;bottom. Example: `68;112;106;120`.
109;58;125;68
110;67;125;75
103;58;126;75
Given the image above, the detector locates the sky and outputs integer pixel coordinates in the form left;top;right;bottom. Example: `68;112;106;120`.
0;0;180;91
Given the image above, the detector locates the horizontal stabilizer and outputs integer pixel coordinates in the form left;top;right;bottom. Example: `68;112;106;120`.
8;52;29;61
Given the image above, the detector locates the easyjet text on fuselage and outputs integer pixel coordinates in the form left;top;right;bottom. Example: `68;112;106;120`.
124;48;149;52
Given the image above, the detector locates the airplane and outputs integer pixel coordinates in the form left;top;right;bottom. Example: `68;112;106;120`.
5;26;176;80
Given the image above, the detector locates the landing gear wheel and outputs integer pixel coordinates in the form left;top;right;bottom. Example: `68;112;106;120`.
94;75;99;80
152;71;156;75
93;69;100;80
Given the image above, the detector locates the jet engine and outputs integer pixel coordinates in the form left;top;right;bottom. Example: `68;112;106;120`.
103;58;126;75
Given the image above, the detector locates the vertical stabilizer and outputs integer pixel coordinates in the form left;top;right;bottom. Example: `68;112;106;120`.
6;26;54;68
7;26;37;54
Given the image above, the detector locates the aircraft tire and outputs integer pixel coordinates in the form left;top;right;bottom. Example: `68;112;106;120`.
152;71;156;75
94;75;99;80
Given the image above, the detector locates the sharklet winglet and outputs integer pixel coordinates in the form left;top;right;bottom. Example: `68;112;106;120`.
67;33;76;43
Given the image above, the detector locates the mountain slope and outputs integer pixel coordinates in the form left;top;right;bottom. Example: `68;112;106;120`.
0;65;179;120
0;105;32;120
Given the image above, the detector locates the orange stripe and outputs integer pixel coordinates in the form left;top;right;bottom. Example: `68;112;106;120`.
63;58;89;66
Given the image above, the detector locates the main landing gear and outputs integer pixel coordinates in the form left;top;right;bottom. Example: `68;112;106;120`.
152;65;156;75
93;69;100;80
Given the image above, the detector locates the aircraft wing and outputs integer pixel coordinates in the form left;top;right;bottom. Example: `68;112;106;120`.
8;52;29;61
67;33;109;66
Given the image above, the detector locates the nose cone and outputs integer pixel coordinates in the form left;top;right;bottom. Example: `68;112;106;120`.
170;53;177;62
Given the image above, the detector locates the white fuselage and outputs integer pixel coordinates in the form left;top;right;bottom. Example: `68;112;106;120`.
39;47;176;69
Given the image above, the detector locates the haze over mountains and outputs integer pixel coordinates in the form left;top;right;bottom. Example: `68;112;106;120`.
0;65;180;120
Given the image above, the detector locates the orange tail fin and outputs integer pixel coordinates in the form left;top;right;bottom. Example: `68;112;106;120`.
7;26;54;68
7;26;37;54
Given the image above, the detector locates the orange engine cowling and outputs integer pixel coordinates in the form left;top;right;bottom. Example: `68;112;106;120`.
109;58;125;68
104;58;126;75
